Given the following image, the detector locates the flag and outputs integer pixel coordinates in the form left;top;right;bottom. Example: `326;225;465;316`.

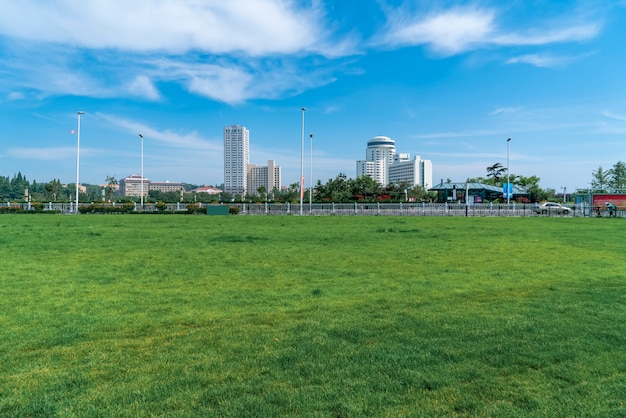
70;129;76;134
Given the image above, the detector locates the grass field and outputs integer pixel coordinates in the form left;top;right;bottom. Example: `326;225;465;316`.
0;214;625;417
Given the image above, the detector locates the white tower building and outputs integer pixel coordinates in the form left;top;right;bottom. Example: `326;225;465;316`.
356;136;396;185
224;125;249;195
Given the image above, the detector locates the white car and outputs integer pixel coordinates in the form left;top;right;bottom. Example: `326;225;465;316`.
534;202;571;215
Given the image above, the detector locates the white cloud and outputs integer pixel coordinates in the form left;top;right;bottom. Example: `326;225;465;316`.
0;0;330;56
7;147;77;160
7;91;24;100
491;107;523;115
377;6;601;56
96;113;222;151
379;7;495;55
602;111;626;122
493;24;601;47
126;76;160;100
149;58;336;105
506;54;574;68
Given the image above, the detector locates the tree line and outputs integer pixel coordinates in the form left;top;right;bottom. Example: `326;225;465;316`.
3;162;625;204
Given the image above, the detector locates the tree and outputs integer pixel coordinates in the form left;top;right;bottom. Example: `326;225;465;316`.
44;179;63;201
314;173;351;202
591;166;611;190
105;176;118;202
348;175;381;201
609;161;626;189
256;185;267;202
486;163;506;185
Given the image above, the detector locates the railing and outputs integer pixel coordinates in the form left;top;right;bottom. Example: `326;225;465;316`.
0;201;607;217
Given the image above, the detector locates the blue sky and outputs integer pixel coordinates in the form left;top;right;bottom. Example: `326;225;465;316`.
1;0;625;192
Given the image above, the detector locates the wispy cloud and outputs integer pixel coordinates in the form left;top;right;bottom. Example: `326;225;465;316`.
7;91;24;100
506;53;591;68
0;0;351;104
376;5;601;56
411;129;501;139
95;113;222;151
602;111;626;122
7;146;78;160
376;6;495;55
0;0;332;56
126;76;161;101
491;107;523;115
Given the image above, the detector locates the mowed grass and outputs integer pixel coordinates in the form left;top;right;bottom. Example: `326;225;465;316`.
0;214;625;417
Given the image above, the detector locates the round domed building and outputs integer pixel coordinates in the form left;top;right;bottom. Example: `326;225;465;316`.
356;136;396;185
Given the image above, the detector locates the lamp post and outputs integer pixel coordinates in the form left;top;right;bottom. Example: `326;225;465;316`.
562;186;567;203
506;137;511;207
138;133;144;208
75;111;84;214
300;107;306;216
309;132;313;212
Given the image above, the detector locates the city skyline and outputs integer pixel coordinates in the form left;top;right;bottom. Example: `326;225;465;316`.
1;1;626;192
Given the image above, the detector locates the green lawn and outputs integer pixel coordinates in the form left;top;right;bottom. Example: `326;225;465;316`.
1;215;625;417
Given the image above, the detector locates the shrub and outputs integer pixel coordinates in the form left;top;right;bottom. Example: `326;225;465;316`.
228;206;240;215
79;203;135;214
186;203;204;214
30;202;45;211
0;205;24;214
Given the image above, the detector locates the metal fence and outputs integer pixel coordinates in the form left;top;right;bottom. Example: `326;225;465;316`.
2;201;606;217
239;202;595;217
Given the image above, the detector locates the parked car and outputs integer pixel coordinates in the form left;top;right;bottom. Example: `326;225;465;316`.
534;202;571;215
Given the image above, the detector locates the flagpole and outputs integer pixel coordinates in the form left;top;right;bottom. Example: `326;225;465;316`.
139;134;144;208
300;107;306;216
75;111;84;214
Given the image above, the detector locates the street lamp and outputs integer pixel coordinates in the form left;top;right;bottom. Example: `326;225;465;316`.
506;137;511;206
75;111;84;214
138;133;144;208
300;107;306;216
309;132;313;212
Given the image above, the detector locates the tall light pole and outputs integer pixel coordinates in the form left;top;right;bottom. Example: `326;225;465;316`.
300;107;306;216
506;137;511;206
139;133;144;208
75;111;84;214
309;132;313;212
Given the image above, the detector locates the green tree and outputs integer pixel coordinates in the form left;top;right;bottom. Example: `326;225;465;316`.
609;161;626;189
591;166;610;190
44;179;63;201
105;176;118;202
314;173;351;202
348;175;381;201
256;185;267;202
486;163;506;185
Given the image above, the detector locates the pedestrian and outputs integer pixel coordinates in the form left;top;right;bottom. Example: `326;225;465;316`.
605;202;616;217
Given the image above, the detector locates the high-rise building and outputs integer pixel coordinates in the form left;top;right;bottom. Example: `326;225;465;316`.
224;124;249;195
356;136;396;185
356;136;433;188
388;153;433;189
248;160;281;197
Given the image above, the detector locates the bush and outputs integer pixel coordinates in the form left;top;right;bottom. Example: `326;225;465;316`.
79;203;135;214
30;202;45;211
155;201;168;212
186;203;204;214
0;205;24;214
228;206;240;215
